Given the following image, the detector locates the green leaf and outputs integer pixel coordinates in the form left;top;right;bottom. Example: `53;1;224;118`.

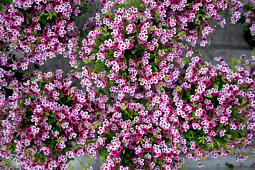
242;152;249;155
48;144;54;149
236;58;241;65
232;131;238;139
241;99;248;105
57;136;62;141
198;137;205;144
11;40;18;45
230;147;235;152
5;0;13;5
208;142;214;149
48;117;56;124
252;35;255;41
243;25;249;32
213;84;219;90
95;121;101;126
120;104;125;110
186;90;191;97
80;4;88;13
41;18;47;25
225;162;234;169
226;134;232;138
192;102;196;107
218;124;223;129
69;166;73;170
47;15;52;20
231;57;236;64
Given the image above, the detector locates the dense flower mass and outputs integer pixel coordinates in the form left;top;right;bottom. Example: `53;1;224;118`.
0;0;255;170
0;0;91;70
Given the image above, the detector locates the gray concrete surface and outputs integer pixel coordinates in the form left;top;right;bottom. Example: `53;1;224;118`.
200;20;254;64
182;153;255;170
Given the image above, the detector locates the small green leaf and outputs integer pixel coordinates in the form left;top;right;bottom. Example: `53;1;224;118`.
41;18;47;25
48;144;54;149
225;162;234;169
243;25;249;32
95;121;101;126
186;90;191;97
192;102;196;107
120;104;125;110
11;40;18;45
57;136;62;141
236;58;241;65
242;152;249;155
230;147;235;152
227;134;232;138
213;85;219;89
5;0;13;5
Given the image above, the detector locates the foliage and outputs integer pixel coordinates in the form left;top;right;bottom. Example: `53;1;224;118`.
0;0;255;170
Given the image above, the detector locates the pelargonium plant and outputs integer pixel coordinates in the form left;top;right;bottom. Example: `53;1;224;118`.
0;0;255;170
0;63;105;169
0;0;91;70
239;0;255;41
0;55;254;170
177;55;255;165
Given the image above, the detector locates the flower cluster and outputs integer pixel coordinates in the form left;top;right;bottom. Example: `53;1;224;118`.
0;0;91;70
175;56;255;164
0;0;255;170
0;65;112;169
239;0;255;35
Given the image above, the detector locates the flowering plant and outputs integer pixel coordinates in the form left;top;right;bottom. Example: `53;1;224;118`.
177;55;255;165
236;0;255;46
75;0;255;168
0;66;94;169
0;0;255;170
0;0;90;70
